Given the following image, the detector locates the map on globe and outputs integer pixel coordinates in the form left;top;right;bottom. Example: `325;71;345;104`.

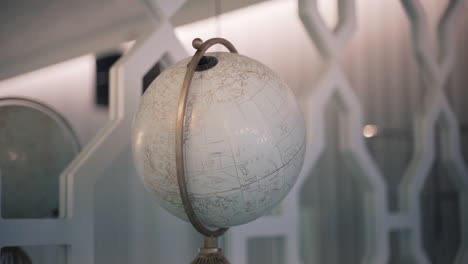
132;52;306;228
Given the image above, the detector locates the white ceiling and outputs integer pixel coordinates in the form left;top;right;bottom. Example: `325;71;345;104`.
0;0;154;80
0;0;268;81
172;0;267;26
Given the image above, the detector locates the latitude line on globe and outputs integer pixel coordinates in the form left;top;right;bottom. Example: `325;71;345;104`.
188;141;305;196
250;93;288;190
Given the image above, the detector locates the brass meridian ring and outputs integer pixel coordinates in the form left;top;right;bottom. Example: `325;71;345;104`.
175;38;238;237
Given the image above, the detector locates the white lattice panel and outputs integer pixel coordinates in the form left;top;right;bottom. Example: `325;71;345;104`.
0;1;188;263
296;0;468;263
2;0;467;263
226;0;468;263
399;0;468;263
225;0;389;263
299;1;389;263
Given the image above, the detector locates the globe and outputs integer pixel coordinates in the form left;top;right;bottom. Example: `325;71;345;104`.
132;52;306;228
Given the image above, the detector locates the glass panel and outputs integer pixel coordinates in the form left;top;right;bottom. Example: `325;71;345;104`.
0;245;67;264
247;236;285;264
143;53;171;94
94;150;131;264
342;0;418;212
95;52;123;107
93;54;172;263
143;61;163;94
300;95;365;264
364;123;413;212
266;203;283;216
0;99;79;219
421;118;461;264
317;0;338;30
388;231;401;264
388;230;414;264
462;124;468;165
447;13;468;165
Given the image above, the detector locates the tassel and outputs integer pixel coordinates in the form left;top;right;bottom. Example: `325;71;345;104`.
191;251;230;264
0;247;32;264
191;236;231;264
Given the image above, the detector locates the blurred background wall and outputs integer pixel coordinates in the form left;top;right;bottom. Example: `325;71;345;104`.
1;0;467;263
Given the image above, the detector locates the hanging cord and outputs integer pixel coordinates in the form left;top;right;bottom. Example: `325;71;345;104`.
215;0;222;38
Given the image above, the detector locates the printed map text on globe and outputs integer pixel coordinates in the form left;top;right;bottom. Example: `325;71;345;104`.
132;52;306;228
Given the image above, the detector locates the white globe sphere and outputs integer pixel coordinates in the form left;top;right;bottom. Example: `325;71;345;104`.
132;52;306;227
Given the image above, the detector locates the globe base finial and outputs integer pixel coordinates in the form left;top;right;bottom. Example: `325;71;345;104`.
191;237;231;264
